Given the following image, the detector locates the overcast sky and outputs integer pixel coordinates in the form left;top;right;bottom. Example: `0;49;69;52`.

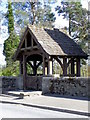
0;0;89;66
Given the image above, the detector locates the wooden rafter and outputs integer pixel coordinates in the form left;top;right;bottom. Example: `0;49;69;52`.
36;61;42;68
28;61;42;69
54;56;63;69
28;61;34;70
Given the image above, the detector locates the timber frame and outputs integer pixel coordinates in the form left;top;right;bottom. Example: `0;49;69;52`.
13;25;88;89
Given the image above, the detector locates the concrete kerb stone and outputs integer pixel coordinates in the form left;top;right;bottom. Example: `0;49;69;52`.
0;100;89;117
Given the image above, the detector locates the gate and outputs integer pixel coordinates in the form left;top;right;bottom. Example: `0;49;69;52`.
26;76;42;90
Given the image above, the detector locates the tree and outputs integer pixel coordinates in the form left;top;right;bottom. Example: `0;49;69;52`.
7;1;14;33
13;1;56;30
55;1;88;53
3;1;20;76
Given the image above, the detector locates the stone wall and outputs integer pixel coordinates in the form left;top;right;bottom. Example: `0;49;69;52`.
0;76;89;98
0;75;42;93
26;76;42;90
42;77;90;97
0;76;23;93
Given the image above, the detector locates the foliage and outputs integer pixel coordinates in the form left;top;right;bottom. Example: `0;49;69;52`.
3;33;20;76
7;1;14;33
55;2;88;48
55;1;88;69
2;61;19;76
3;32;19;64
12;1;56;30
0;68;2;76
3;1;20;76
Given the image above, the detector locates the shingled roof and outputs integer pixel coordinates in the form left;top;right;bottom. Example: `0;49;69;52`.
14;25;88;60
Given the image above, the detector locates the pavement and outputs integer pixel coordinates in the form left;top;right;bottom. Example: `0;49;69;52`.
0;90;90;117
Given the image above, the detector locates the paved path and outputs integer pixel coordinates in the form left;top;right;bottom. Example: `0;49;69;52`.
0;91;89;117
0;103;88;118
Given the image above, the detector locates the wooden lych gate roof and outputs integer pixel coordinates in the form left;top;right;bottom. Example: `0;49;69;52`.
14;25;88;60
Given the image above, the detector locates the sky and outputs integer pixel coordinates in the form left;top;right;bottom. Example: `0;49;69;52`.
0;0;89;66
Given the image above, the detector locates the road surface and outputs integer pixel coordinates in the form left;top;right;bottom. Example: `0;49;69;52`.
0;103;88;118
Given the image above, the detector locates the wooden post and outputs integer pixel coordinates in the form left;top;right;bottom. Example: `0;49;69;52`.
43;55;45;75
25;38;27;48
63;57;67;76
33;60;37;75
48;60;53;75
31;37;33;47
23;55;27;90
52;58;54;74
76;58;80;77
20;60;23;75
71;58;75;76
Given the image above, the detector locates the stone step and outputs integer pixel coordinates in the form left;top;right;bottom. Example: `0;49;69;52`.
7;90;42;98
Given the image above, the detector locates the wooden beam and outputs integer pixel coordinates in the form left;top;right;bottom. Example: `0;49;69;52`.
48;60;53;75
52;58;54;74
33;61;37;75
23;55;27;90
54;56;63;69
19;28;29;49
43;55;45;75
47;56;53;75
25;37;27;48
24;50;42;56
31;37;33;47
63;57;67;76
36;61;42;69
20;60;23;74
67;58;72;67
76;58;80;77
71;58;75;75
21;46;38;51
28;61;34;70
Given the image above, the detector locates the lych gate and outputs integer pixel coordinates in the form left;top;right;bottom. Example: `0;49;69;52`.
13;25;88;90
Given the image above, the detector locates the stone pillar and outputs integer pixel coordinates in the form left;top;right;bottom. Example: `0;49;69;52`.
76;58;80;77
